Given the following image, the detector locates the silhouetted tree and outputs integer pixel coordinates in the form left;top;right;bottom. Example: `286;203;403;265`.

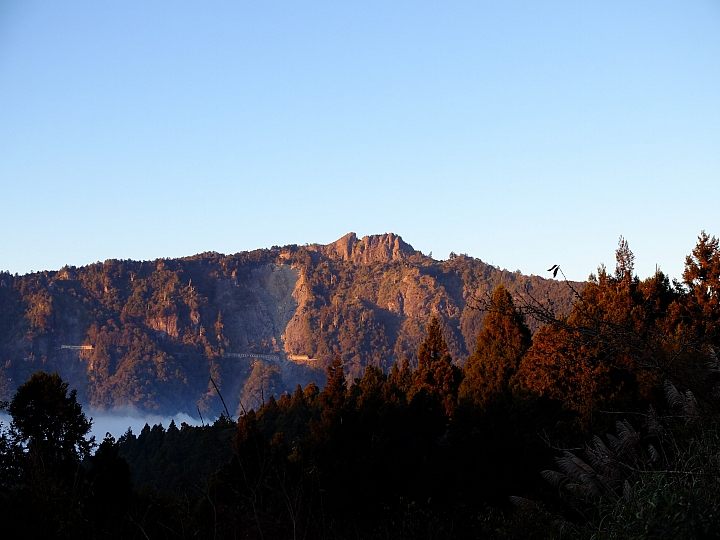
0;371;94;538
84;434;133;536
9;371;94;486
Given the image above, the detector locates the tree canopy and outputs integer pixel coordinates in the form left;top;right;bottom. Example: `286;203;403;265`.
9;370;94;465
459;284;531;407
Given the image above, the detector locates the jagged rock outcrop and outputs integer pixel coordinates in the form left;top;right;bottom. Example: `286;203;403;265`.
315;232;417;265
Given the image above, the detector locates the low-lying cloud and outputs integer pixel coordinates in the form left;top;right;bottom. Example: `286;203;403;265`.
89;410;204;440
1;410;208;442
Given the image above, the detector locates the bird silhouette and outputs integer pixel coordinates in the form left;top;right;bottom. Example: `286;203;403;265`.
547;264;560;278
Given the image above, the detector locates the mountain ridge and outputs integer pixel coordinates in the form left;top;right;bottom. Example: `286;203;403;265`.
0;233;580;416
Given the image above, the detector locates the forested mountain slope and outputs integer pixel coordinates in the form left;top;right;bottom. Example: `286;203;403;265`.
0;233;579;416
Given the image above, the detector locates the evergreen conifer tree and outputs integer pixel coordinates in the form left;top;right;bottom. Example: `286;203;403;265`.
682;231;720;342
9;371;94;481
316;356;348;436
410;316;461;415
460;284;531;407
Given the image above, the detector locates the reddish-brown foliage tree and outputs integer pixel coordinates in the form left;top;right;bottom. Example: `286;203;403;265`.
516;238;664;425
409;316;461;415
459;284;531;407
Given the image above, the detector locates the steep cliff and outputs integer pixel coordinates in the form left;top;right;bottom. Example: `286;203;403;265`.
0;233;580;416
314;232;418;265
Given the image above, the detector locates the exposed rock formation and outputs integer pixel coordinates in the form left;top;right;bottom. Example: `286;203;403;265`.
0;233;580;416
314;232;417;265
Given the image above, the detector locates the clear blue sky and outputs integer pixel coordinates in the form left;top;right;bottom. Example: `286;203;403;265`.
1;1;719;282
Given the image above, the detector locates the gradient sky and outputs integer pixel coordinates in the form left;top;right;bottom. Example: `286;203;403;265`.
1;1;719;282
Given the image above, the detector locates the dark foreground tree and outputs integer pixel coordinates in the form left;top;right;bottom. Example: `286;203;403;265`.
0;371;96;539
84;434;134;536
9;371;94;469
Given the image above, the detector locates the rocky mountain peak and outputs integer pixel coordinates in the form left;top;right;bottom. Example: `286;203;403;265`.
319;232;418;265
